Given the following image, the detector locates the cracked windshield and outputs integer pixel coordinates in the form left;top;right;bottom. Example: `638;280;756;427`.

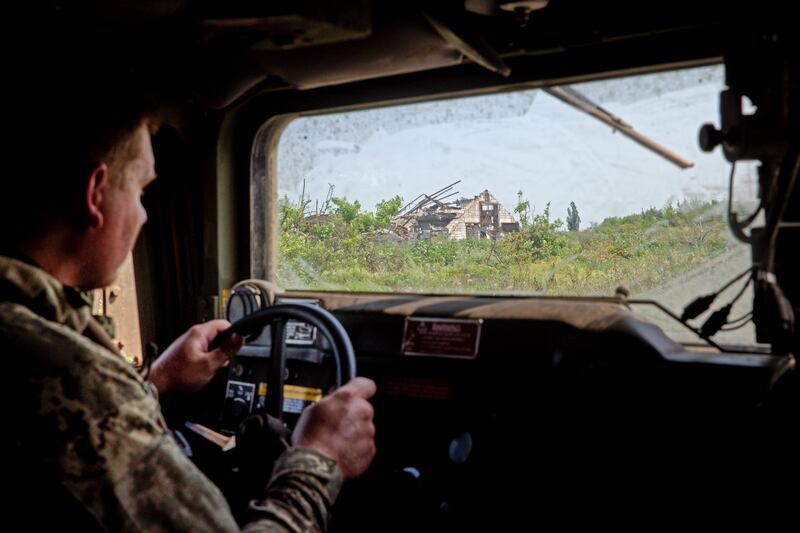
273;64;759;346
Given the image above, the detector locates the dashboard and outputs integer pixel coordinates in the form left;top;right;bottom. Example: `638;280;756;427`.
186;287;794;529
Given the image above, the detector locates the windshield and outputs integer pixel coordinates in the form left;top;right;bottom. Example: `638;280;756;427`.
265;64;761;347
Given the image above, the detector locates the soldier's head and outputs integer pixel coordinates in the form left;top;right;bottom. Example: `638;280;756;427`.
4;32;158;289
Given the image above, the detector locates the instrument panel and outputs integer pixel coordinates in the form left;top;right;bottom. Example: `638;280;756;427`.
220;289;334;431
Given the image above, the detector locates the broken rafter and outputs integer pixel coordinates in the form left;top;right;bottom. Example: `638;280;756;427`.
398;179;461;216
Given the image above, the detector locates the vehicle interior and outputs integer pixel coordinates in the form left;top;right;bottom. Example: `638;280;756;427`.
20;0;799;528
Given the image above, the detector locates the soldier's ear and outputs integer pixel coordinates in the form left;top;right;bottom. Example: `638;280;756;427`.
84;161;109;229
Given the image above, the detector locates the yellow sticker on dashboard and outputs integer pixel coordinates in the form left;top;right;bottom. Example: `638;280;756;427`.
257;383;324;414
285;385;323;402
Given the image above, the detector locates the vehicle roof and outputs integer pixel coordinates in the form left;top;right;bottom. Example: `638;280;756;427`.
21;1;776;110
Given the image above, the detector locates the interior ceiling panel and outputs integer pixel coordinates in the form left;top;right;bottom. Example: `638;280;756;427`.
22;1;745;108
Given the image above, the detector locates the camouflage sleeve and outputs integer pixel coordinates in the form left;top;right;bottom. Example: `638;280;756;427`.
115;432;241;532
243;448;344;533
5;304;239;532
6;304;342;533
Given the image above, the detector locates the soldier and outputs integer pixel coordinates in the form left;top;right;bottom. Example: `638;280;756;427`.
0;31;375;532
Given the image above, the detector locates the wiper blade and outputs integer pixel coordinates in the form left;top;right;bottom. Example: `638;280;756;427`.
544;86;695;169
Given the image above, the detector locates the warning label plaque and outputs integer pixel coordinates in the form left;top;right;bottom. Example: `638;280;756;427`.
401;317;482;358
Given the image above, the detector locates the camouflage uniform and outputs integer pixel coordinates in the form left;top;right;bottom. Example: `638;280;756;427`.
0;255;342;532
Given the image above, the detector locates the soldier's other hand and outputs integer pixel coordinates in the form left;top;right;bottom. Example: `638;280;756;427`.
149;320;243;397
292;377;377;479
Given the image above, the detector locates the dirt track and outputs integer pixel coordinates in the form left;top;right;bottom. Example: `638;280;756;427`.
634;244;757;346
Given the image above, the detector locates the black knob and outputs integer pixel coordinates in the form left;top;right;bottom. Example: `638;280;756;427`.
238;412;266;438
230;397;251;419
699;123;724;152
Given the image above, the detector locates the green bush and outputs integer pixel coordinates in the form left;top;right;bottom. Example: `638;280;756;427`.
277;193;730;296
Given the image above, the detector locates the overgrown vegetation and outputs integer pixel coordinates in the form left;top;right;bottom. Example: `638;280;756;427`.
278;192;731;296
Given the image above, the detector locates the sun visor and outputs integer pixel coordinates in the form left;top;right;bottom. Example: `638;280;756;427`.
253;14;464;90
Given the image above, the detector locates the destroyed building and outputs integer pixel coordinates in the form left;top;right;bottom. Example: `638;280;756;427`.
393;184;520;240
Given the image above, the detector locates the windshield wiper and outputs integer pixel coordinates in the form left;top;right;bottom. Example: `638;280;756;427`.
544;86;695;169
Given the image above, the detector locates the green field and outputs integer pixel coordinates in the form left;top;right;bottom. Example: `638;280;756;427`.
277;194;731;297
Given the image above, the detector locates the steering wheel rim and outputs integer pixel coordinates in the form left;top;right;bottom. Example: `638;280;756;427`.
210;302;357;420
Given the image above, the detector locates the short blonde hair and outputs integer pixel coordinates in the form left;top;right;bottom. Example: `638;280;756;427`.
105;119;159;188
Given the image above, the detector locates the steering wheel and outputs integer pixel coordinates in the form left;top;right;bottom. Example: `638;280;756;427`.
205;303;357;518
209;302;357;421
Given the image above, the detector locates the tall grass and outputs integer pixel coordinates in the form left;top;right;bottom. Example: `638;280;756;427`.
278;195;730;297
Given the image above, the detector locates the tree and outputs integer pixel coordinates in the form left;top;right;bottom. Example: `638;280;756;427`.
567;201;581;232
331;197;362;223
515;190;531;227
375;195;404;228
